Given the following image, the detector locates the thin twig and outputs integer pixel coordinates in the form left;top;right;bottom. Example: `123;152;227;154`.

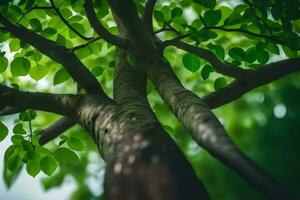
70;37;101;52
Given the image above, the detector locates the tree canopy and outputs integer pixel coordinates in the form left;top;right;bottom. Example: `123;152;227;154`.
0;0;300;199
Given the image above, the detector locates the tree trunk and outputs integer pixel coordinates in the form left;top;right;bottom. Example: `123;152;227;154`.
75;47;210;199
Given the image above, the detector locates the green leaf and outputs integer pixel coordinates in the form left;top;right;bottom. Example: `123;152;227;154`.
31;135;40;146
171;7;183;18
282;46;298;58
193;0;216;8
30;64;48;81
58;135;68;146
11;135;24;145
54;147;79;165
228;47;245;62
245;47;257;63
257;50;269;64
0;121;8;141
29;19;43;32
207;43;225;60
56;34;66;46
42;28;57;37
58;140;67;146
3;147;23;189
67;137;84;151
201;64;214;80
204;10;222;26
11;57;31;76
35;146;52;158
91;66;104;77
154;10;164;22
40;156;57;176
266;43;280;55
13;123;26;135
61;7;72;18
6;145;23;171
192;29;217;42
70;23;86;35
53;68;71;85
9;39;20;52
68;15;83;23
26;153;41;177
0;55;8;73
182;53;201;72
224;7;246;25
214;77;227;90
271;6;282;20
19;109;37;121
22;140;33;151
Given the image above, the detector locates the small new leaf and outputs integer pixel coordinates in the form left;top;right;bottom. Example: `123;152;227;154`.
13;123;26;135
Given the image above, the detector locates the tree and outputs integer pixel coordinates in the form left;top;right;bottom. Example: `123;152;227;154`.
0;0;299;199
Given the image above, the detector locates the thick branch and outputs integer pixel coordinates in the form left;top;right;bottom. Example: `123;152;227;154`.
163;40;252;80
107;0;154;52
39;117;77;145
113;15;150;109
84;0;129;49
203;58;300;109
0;106;25;116
0;85;80;117
146;59;294;199
0;14;103;95
50;0;91;41
143;0;157;32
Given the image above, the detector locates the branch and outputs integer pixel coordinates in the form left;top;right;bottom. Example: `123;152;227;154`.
0;14;104;95
161;33;191;45
203;58;300;109
164;40;252;80
0;106;25;116
146;60;293;199
70;36;101;52
0;84;80;117
205;26;282;43
17;6;53;25
50;0;92;41
106;0;153;51
84;0;129;49
39;117;77;145
143;0;157;32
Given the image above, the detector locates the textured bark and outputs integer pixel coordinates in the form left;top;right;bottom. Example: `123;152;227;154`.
79;22;209;199
148;60;293;199
76;94;209;200
39;117;77;145
203;58;300;109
